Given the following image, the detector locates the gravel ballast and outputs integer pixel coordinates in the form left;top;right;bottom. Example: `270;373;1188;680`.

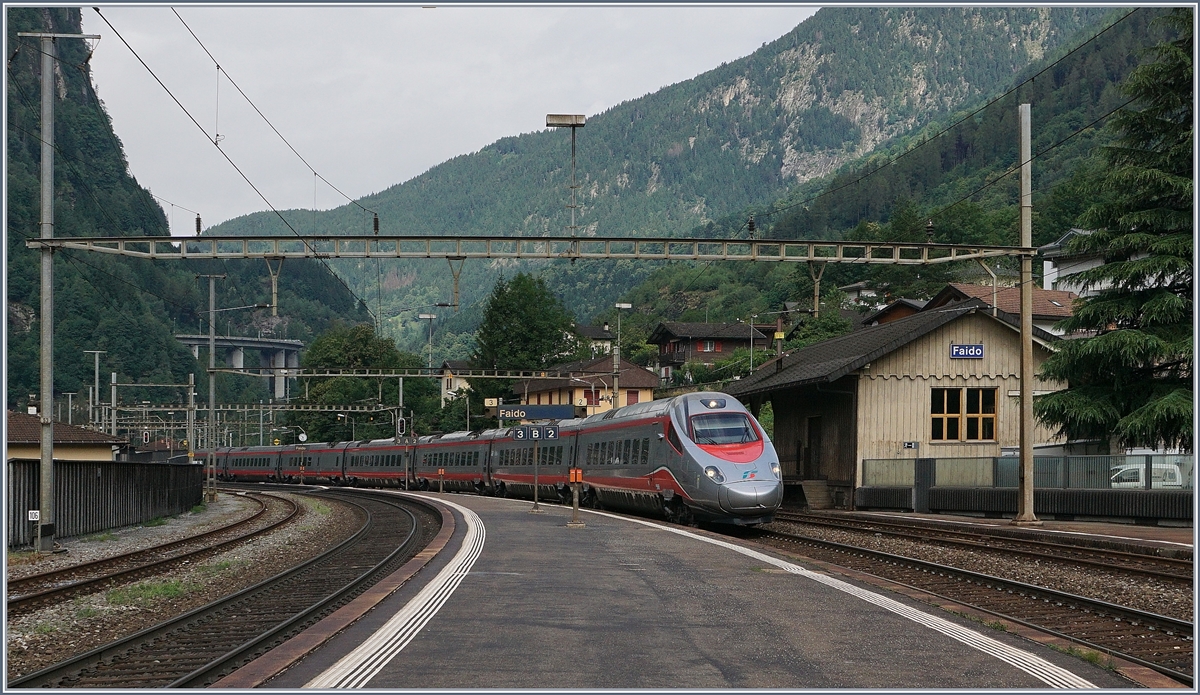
6;490;361;680
764;519;1194;621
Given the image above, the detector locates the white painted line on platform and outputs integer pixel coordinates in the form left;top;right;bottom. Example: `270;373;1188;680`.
303;495;484;689
588;508;1098;689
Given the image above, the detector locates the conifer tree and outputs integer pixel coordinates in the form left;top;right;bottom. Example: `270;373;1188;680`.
1035;9;1193;451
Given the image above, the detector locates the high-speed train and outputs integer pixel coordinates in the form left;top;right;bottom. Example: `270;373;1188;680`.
201;392;783;525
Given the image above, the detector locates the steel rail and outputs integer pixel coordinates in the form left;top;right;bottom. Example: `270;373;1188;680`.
7;492;274;607
754;529;1193;685
8;494;302;614
7;491;429;688
169;490;425;687
773;511;1193;582
5;493;294;613
26;234;1034;264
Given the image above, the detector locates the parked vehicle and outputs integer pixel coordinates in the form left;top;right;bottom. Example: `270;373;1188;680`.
1109;462;1185;489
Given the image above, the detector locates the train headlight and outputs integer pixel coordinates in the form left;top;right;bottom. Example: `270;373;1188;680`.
703;466;725;483
770;461;781;479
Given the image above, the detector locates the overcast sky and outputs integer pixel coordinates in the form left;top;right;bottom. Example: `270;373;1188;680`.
79;5;819;234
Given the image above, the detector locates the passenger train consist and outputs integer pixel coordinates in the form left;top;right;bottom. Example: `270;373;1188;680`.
202;392;782;525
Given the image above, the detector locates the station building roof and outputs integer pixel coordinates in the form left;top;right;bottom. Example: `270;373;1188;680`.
727;299;1058;399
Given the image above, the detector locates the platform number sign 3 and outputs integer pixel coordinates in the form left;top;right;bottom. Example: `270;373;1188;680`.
515;425;559;440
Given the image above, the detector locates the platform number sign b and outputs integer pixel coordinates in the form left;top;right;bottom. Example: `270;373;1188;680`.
515;425;559;441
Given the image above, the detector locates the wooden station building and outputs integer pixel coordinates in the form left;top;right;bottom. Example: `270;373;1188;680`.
727;299;1066;508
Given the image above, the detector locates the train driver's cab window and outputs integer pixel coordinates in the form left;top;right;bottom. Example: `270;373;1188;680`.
690;413;759;444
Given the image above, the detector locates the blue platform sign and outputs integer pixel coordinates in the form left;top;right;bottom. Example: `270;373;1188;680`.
498;404;575;421
514;425;561;441
950;344;984;359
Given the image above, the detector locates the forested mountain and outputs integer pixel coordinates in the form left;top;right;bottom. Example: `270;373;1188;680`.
206;7;1112;357
5;7;370;410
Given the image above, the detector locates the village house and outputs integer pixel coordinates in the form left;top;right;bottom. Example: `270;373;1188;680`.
648;322;769;380
6;411;125;461
513;355;658;416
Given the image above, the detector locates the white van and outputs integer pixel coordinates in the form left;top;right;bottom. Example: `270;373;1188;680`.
1109;462;1185;489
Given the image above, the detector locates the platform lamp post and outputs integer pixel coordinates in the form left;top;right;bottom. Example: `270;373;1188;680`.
546;114;586;238
613;303;631;410
419;313;437;370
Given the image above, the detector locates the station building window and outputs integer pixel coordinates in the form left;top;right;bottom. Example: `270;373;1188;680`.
931;387;997;441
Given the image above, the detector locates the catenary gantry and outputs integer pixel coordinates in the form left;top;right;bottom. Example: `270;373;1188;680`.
27;235;1033;264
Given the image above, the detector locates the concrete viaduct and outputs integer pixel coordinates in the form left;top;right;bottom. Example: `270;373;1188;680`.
175;335;303;399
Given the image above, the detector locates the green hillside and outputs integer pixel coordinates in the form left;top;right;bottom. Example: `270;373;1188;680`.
5;7;371;410
206;7;1111;359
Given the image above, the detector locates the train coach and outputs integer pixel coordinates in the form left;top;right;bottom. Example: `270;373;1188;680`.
204;392;782;525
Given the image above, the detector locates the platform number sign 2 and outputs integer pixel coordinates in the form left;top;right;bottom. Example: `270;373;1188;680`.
515;425;559;440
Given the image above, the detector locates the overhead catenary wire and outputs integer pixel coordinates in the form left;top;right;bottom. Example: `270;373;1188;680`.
12;39;216;248
927;94;1139;226
172;8;376;216
91;7;376;325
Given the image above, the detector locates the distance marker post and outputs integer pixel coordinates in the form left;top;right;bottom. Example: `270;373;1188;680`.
568;467;585;528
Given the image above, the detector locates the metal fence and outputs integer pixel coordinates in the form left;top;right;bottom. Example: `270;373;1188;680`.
863;454;1195;490
7;459;204;548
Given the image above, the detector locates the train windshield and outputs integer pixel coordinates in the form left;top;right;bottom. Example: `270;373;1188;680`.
690;413;759;445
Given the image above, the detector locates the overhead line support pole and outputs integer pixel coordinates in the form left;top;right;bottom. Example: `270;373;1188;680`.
198;274;225;502
19;31;97;551
1013;103;1041;527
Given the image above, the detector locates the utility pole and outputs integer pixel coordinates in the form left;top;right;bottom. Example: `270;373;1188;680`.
187;374;196;462
84;350;105;427
1013;103;1041;526
198;274;225;502
19;30;98;552
613;303;630;411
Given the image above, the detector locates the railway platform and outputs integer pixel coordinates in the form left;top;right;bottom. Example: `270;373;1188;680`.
222;491;1137;689
821;509;1194;559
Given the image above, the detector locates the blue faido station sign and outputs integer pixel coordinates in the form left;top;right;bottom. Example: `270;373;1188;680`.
950;344;984;359
498;404;575;421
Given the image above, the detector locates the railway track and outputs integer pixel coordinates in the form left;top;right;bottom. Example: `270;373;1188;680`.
752;527;1194;686
10;489;440;689
6;492;300;617
773;511;1194;583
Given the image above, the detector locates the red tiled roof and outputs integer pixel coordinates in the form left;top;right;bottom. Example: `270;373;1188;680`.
6;411;125;445
928;283;1078;319
514;355;659;395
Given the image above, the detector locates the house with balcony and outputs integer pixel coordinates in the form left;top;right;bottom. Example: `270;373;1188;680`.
648;322;769;380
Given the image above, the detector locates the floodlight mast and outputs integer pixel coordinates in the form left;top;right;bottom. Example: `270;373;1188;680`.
547;114;586;238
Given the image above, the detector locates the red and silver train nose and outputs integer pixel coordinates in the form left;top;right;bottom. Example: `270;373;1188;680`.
718;479;783;513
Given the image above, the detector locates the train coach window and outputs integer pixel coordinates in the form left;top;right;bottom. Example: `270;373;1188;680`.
690;413;759;445
623;439;632;465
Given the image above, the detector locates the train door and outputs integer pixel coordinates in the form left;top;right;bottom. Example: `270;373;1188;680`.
482;438;494;489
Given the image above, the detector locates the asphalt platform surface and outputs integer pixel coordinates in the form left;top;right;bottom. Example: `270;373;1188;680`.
265;492;1137;690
